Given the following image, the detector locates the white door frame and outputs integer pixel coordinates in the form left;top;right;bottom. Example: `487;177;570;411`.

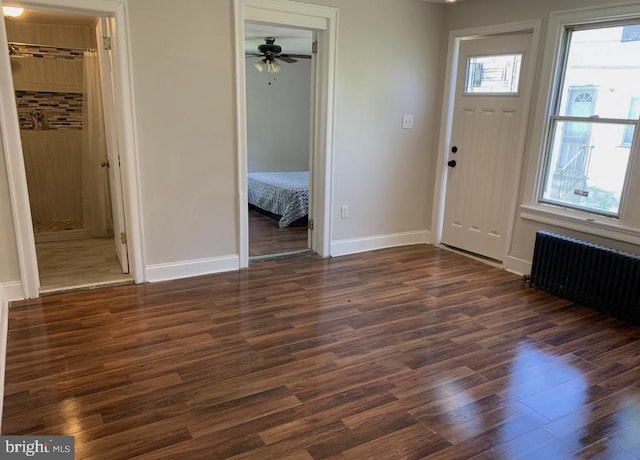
234;0;338;268
431;20;541;265
0;0;144;298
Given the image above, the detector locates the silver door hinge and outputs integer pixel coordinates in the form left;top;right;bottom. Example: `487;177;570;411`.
120;232;127;245
312;41;318;54
309;219;314;230
103;36;112;51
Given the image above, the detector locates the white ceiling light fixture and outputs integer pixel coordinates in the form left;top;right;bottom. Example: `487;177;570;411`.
254;59;266;72
268;59;281;74
2;6;24;17
254;58;281;74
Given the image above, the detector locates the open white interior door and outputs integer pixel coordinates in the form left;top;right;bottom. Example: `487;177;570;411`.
96;17;129;273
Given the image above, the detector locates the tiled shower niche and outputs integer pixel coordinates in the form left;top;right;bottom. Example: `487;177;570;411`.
16;91;83;130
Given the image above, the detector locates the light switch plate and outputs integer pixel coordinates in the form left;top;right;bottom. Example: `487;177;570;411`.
402;114;414;129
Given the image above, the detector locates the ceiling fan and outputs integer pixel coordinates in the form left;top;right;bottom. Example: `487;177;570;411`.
246;37;311;73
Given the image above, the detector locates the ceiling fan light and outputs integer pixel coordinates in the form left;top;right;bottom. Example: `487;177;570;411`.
269;60;281;73
254;59;266;72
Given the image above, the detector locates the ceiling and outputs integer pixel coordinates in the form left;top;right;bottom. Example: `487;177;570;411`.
10;6;457;52
3;8;97;26
245;23;313;57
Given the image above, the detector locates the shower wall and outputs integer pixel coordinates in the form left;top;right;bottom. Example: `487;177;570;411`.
6;19;97;235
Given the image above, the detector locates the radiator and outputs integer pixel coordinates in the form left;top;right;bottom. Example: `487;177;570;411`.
528;230;640;325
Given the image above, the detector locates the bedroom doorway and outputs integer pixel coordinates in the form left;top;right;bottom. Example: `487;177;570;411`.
244;23;314;260
3;8;132;292
235;0;338;268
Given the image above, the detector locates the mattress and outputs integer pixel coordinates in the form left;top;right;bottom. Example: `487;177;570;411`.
247;171;309;228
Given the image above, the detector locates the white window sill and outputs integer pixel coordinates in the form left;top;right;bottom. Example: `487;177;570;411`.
520;204;640;246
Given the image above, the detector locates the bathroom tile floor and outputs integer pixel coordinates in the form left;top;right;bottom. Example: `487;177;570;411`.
36;237;133;293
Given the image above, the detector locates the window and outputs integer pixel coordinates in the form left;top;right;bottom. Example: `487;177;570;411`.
622;97;640;146
539;23;640;218
464;54;522;94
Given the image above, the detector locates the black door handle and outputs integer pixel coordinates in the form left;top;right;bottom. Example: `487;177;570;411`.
448;160;457;168
451;146;458;153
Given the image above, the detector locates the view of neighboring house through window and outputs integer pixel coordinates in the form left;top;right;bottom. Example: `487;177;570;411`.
540;22;640;217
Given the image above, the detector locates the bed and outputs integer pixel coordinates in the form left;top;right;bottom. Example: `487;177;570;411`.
247;171;309;228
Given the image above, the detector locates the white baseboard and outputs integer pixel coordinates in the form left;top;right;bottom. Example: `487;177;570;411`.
330;230;431;257
504;256;532;277
0;281;24;431
1;282;24;304
146;255;240;283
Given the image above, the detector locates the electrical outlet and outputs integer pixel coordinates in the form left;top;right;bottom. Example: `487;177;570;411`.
340;205;349;219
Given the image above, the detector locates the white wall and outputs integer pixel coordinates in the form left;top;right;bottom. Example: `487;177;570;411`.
127;0;238;268
125;0;445;272
245;57;311;173
1;0;447;288
331;0;445;241
443;0;640;268
444;0;608;31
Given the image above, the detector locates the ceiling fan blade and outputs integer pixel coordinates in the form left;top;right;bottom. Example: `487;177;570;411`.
245;53;263;57
277;55;297;64
284;54;312;60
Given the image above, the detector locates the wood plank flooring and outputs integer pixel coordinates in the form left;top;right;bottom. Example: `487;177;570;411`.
36;237;133;292
4;245;640;459
249;208;308;257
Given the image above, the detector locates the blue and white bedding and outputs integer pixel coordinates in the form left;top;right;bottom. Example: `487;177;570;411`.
247;171;309;228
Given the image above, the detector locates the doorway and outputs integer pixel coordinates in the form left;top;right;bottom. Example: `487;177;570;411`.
244;23;314;259
234;0;338;268
4;8;131;292
441;32;533;262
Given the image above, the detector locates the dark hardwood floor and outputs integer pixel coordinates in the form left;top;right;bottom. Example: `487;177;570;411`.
249;207;308;257
4;245;640;459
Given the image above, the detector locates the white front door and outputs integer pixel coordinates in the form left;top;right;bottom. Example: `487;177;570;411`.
442;33;532;261
97;17;129;273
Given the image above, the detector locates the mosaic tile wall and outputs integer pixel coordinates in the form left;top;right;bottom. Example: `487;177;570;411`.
16;91;83;130
11;43;85;60
11;43;86;130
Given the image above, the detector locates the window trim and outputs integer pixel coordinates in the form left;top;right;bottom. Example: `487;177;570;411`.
521;204;640;246
522;3;640;242
622;96;640;147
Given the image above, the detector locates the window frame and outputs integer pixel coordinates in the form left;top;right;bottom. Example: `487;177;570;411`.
622;96;640;147
539;23;640;219
522;4;640;246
